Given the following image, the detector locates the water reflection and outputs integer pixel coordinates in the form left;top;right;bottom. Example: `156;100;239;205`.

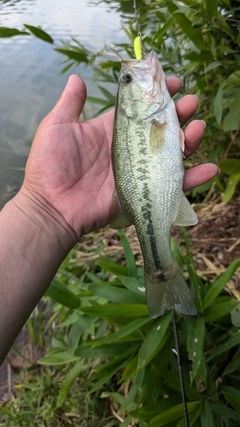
0;0;36;9
0;0;125;207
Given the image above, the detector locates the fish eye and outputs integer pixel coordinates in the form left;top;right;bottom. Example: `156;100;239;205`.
121;73;132;84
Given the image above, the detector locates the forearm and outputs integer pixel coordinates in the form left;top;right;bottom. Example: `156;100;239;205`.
0;189;77;365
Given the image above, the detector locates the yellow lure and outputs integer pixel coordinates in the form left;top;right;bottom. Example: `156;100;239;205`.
134;35;143;60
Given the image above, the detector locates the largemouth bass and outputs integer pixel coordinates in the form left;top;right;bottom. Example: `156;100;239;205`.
110;51;198;318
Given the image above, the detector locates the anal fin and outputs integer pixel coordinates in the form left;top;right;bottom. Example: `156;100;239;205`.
174;191;198;226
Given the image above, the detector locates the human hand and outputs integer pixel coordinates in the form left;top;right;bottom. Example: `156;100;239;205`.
20;75;218;239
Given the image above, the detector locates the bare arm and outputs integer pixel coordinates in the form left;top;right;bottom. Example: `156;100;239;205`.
0;75;219;365
0;190;77;363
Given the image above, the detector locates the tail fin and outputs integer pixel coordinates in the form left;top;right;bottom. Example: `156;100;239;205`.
145;265;196;318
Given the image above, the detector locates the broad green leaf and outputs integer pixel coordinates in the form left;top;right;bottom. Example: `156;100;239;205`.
223;173;240;202
56;358;84;408
119;276;146;296
206;0;218;19
202;258;240;310
24;24;53;43
96;317;151;345
0;26;29;37
69;320;82;354
89;346;136;393
187;317;205;383
87;96;111;106
55;48;88;63
75;342;135;358
222;386;240;413
155;366;201;401
89;358;128;394
138;314;172;370
185;51;213;63
45;280;80;309
98;260;128;276
146;401;201;427
219;159;240;175
207;330;240;362
88;283;146;304
192;181;212;198
211;403;240;419
118;230;138;278
225;71;240;87
100;391;125;406
205;60;221;72
60;61;75;74
80;303;148;318
119;415;133;427
58;311;80;327
121;354;138;381
98;85;115;104
176;402;202;426
223;99;240;131
154;16;174;41
130;396;182;421
204;299;239;322
223;347;240;375
38;350;79;365
166;2;206;51
200;400;214;427
231;304;240;327
213;85;223;125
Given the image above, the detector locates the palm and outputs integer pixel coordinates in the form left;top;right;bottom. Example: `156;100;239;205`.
24;107;115;234
23;75;218;237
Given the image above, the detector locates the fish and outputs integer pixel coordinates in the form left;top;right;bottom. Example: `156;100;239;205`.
110;50;198;318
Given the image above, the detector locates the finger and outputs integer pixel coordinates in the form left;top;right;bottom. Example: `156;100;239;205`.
184;120;206;158
176;94;199;125
166;77;182;97
183;163;219;191
51;74;87;123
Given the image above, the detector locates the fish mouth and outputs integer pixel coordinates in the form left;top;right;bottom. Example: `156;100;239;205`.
122;51;162;86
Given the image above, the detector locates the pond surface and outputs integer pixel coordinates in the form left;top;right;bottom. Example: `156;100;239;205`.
0;0;129;207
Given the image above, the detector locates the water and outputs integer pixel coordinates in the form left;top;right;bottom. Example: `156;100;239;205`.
0;0;128;207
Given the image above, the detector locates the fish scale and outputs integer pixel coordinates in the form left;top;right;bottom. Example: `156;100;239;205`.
110;51;198;318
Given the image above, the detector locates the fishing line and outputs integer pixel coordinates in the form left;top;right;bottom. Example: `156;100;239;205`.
133;0;141;39
172;308;190;427
133;0;145;60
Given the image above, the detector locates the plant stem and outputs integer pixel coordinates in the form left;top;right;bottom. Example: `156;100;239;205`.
172;309;189;427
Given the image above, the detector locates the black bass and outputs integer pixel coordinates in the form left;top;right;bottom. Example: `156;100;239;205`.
110;51;198;318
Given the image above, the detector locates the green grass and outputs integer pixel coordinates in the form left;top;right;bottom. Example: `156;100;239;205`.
1;230;240;427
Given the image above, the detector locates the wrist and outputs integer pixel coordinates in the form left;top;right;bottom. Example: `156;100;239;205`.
11;186;78;252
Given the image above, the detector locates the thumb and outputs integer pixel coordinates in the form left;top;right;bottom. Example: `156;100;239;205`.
51;74;87;123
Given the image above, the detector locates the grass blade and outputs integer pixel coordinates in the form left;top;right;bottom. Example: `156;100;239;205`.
56;358;84;408
118;230;138;277
202;258;240;310
138;314;172;370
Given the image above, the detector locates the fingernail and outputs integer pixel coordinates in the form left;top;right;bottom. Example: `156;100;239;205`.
200;120;206;128
191;94;199;102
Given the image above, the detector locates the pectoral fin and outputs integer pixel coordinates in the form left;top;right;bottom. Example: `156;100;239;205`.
174;191;198;226
109;190;132;229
